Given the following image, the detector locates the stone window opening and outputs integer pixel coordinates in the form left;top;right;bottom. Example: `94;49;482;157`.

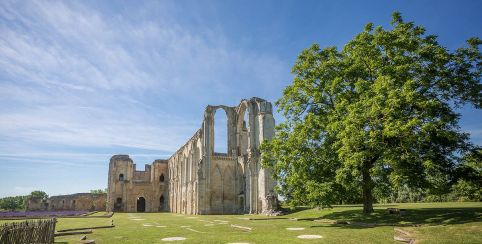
119;173;124;181
214;108;228;154
237;105;250;157
242;109;249;131
160;174;165;182
116;197;122;204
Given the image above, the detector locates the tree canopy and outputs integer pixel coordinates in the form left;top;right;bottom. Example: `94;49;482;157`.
0;196;27;211
90;189;107;194
261;12;481;213
28;190;48;200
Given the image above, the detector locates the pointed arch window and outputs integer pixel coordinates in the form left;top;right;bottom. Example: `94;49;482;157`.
160;174;165;182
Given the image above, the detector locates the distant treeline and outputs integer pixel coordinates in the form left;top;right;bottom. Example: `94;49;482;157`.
0;191;48;211
0;189;107;211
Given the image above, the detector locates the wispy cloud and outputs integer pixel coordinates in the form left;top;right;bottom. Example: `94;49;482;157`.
0;0;286;154
0;0;290;197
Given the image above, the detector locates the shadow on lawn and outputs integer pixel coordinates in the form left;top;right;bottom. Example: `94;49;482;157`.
331;204;399;208
310;207;482;228
280;206;312;215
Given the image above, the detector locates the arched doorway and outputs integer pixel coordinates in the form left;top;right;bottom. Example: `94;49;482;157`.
159;195;165;211
137;197;146;212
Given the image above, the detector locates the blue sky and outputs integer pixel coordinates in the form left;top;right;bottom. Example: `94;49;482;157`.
0;0;481;197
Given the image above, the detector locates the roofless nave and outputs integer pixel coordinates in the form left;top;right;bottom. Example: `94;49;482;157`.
107;97;278;214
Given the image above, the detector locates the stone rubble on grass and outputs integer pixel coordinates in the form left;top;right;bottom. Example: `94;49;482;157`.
213;220;229;225
297;235;323;239
286;227;305;230
231;224;253;231
161;237;187;241
262;209;283;216
186;228;206;233
199;219;214;223
394;227;415;243
80;240;95;244
394;236;415;243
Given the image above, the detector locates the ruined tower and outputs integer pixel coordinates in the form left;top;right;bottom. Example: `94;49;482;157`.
107;156;169;212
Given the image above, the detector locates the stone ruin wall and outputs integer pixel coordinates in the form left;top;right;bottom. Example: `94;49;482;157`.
108;97;278;214
107;157;168;212
26;193;106;212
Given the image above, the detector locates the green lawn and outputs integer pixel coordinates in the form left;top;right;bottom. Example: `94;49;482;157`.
1;202;481;243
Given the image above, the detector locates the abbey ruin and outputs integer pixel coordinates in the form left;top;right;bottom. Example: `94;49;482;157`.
107;97;278;214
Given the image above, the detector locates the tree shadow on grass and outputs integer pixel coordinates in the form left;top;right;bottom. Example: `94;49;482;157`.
280;206;312;215
331;204;399;208
312;207;482;228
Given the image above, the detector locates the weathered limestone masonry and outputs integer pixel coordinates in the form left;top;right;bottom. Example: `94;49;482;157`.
108;97;278;214
26;193;106;212
107;157;168;212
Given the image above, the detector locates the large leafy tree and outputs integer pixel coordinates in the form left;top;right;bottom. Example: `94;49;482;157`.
261;13;481;213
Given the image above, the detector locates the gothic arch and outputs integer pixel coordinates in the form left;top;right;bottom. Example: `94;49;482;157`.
236;100;251;131
213;107;229;154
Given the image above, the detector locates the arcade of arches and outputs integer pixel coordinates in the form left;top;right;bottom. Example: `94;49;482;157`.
107;97;278;214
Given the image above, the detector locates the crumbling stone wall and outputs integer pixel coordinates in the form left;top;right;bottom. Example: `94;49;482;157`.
26;193;106;211
108;97;277;214
25;197;48;211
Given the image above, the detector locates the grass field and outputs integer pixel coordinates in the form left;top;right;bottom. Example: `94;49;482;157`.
1;202;481;243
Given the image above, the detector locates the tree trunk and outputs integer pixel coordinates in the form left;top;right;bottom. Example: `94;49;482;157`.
361;161;374;214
